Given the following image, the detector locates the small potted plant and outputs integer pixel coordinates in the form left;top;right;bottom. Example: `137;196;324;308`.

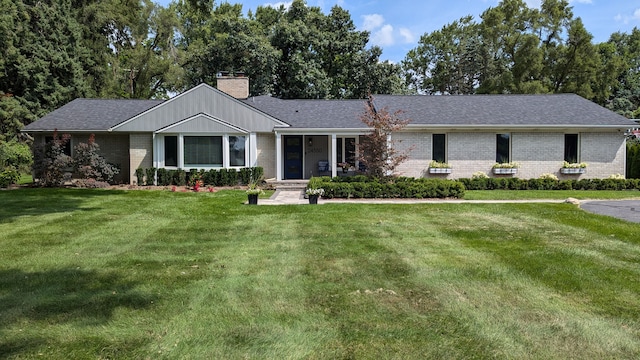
305;188;324;204
560;161;587;174
428;160;452;174
492;162;519;175
246;183;264;205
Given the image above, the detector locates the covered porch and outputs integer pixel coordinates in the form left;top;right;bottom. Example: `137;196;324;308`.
274;132;364;181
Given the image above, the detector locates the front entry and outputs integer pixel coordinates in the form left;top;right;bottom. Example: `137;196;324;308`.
284;135;303;179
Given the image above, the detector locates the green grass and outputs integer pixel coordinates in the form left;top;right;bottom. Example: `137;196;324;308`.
1;188;639;359
17;173;33;185
465;189;640;200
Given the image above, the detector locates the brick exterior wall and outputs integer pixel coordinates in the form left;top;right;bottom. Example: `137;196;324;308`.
129;133;153;184
581;132;626;178
393;131;627;179
394;131;431;177
216;77;249;99
257;133;276;179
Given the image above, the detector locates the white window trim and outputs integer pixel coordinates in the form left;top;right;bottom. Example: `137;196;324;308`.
156;133;250;170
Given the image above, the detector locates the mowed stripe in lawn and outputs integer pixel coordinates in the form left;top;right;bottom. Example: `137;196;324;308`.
1;189;640;359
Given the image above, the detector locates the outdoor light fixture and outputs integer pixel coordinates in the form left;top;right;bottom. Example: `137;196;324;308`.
308;137;313;146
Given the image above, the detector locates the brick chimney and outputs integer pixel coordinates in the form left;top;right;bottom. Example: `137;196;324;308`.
216;72;249;99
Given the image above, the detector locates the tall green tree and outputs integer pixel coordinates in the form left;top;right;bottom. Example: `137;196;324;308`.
178;2;279;95
0;0;94;140
403;16;483;94
606;28;640;118
402;0;603;99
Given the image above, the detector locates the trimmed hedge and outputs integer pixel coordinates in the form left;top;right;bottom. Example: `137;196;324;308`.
309;176;465;199
137;167;264;186
459;177;640;191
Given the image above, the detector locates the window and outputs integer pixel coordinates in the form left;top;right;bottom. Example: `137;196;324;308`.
564;134;579;163
184;136;222;167
432;134;446;163
337;137;356;164
164;136;178;167
496;133;510;163
229;136;246;167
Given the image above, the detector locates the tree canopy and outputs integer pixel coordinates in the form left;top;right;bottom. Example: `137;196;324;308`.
1;0;639;142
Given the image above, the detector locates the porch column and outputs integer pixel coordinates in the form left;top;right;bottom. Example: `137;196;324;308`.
276;131;283;181
249;133;257;167
152;133;157;185
331;134;337;178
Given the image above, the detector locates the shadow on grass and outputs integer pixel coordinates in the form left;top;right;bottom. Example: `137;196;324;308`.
0;188;125;223
0;268;155;356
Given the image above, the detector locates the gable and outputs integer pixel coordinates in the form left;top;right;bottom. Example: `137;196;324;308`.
156;113;248;134
111;83;287;133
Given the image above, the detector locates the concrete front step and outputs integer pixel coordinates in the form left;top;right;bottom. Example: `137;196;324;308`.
266;180;309;190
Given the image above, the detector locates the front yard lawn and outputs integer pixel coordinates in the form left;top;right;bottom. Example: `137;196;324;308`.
1;188;639;359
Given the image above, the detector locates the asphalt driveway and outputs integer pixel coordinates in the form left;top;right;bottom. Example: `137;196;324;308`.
581;200;640;223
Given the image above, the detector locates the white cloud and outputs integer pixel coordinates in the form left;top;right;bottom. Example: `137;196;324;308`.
399;27;415;43
263;1;293;10
362;14;385;31
371;24;395;46
615;8;640;24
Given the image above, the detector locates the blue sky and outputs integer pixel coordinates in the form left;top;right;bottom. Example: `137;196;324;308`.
156;0;640;62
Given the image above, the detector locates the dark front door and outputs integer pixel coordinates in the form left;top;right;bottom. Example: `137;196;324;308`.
284;136;303;179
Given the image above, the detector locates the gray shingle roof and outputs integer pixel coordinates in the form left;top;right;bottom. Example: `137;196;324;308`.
244;94;637;129
22;98;164;131
24;93;636;132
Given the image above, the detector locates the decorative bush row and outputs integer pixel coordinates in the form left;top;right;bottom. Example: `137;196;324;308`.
459;177;640;191
135;167;264;187
308;176;465;199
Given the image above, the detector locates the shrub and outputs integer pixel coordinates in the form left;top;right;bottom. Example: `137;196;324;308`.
174;169;187;186
539;173;558;181
458;177;640;191
73;178;110;188
145;167;156;185
157;168;170;186
250;167;264;184
73;134;119;183
226;168;238;186
239;167;252;185
0;139;32;173
32;132;73;187
472;171;489;179
0;168;20;188
134;168;145;185
309;176;465;199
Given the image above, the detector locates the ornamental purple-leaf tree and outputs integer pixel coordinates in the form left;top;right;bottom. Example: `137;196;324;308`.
357;95;413;178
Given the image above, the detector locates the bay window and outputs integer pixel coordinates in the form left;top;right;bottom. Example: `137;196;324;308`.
160;134;247;169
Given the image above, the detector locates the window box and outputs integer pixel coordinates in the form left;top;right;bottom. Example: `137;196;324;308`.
493;168;518;175
560;167;586;174
429;167;452;174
